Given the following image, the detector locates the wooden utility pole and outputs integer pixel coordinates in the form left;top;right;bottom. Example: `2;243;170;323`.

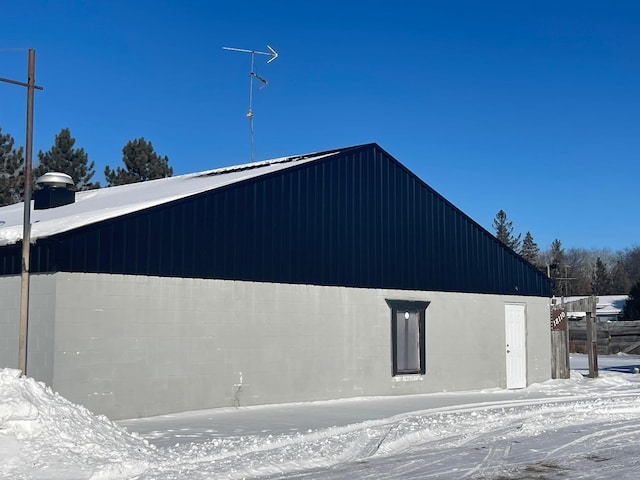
0;48;43;375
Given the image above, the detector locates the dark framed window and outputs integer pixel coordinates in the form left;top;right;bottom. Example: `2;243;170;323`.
386;300;429;376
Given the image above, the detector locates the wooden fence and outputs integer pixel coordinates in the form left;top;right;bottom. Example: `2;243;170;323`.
569;320;640;355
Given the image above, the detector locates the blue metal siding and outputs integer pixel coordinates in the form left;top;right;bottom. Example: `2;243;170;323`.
0;144;552;296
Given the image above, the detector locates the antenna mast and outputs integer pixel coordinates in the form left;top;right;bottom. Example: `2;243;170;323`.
223;45;278;162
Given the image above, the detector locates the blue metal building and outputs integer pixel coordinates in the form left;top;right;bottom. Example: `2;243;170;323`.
0;143;553;419
0;143;551;296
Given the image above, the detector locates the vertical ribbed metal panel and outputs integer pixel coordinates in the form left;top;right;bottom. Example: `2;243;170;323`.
0;243;20;274
0;144;552;296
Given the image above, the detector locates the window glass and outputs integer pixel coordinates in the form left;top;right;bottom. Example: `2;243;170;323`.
386;300;429;376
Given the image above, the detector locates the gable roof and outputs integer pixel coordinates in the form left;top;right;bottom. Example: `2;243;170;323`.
0;143;553;297
0;150;340;246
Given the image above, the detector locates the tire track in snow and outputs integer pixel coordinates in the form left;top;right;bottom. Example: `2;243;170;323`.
458;401;640;479
134;391;640;479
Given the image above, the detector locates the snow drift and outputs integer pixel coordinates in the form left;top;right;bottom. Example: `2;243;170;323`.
4;356;640;479
0;368;153;479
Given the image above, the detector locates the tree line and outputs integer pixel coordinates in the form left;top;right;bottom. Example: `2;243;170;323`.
0;125;173;206
493;209;640;319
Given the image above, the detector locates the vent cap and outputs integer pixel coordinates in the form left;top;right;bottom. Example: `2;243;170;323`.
34;172;76;210
36;172;75;189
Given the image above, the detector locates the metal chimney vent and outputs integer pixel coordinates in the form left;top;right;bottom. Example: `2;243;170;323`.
34;172;76;210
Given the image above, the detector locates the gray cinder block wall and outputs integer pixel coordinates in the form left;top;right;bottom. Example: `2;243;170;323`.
0;272;551;420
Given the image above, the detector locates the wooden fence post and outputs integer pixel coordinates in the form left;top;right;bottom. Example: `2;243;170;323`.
551;307;570;379
586;295;598;378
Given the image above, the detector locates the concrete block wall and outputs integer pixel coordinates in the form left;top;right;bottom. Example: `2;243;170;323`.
2;272;552;420
0;274;56;384
0;276;20;369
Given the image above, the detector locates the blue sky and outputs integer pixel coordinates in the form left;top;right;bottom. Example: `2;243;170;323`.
2;1;638;251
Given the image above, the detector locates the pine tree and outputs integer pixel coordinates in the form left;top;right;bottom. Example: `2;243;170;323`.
34;128;99;190
550;239;564;267
520;231;539;266
549;239;566;296
0;127;25;206
104;137;173;186
622;281;640;320
492;210;521;251
591;257;612;295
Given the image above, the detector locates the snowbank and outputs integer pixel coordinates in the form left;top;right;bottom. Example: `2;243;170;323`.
4;358;640;479
0;368;153;479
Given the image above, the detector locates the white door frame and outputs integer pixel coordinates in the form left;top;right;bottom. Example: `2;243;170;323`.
505;303;527;389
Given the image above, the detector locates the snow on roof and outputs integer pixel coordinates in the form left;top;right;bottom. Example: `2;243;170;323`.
556;295;628;316
0;150;339;246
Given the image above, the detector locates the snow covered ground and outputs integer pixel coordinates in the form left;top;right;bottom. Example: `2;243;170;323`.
3;354;640;479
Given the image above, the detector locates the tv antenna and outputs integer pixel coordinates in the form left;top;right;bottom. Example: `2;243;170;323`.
223;45;278;162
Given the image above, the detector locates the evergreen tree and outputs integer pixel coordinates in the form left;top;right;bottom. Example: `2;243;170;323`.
549;239;566;296
520;231;539;266
34;128;99;190
104;137;173;186
492;210;521;251
0;126;25;206
622;281;640;320
591;257;612;295
550;239;565;268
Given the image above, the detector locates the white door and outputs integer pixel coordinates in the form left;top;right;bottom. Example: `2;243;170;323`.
505;304;527;389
